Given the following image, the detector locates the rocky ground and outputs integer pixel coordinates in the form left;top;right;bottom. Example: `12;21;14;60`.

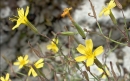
0;0;130;81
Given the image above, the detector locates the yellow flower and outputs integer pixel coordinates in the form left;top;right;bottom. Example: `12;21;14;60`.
28;59;44;77
9;6;29;30
9;6;38;33
0;73;11;81
47;38;59;53
14;55;29;69
99;0;116;17
75;39;104;66
61;7;72;17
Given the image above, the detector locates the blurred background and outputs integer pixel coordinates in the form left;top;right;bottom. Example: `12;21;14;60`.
0;0;130;81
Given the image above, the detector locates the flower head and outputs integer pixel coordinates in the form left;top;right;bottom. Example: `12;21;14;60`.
9;6;38;33
61;7;72;17
28;59;44;77
0;73;11;81
47;38;59;53
75;39;104;66
9;6;29;30
99;0;116;17
14;55;29;69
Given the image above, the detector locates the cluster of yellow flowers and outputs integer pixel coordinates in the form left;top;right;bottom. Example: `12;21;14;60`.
0;56;44;81
14;55;44;77
1;0;117;80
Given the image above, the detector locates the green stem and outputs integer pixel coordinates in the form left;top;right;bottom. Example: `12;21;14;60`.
96;22;126;46
37;69;49;81
109;10;117;25
59;48;69;61
104;35;126;45
82;61;99;81
94;58;109;80
96;22;103;34
109;10;127;41
87;25;126;46
26;19;38;33
121;10;130;42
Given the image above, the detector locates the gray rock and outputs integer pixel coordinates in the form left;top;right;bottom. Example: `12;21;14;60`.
0;46;16;72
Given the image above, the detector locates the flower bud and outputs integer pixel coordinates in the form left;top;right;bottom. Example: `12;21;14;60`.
59;31;78;36
114;0;122;9
72;21;86;39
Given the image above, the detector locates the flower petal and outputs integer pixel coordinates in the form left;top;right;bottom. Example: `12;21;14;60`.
108;0;116;8
47;44;52;50
18;8;24;18
0;77;5;81
5;73;9;80
34;59;44;69
25;60;29;64
32;70;37;77
61;8;72;17
85;39;93;53
12;23;21;30
36;63;44;68
47;43;58;53
35;59;44;66
99;10;104;17
52;45;58;53
76;44;87;55
93;46;104;56
25;6;29;16
19;65;23;69
75;56;87;62
14;62;20;65
29;67;37;77
28;67;32;76
99;6;106;17
52;38;58;44
104;10;110;16
86;57;94;66
18;56;23;61
24;55;28;61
